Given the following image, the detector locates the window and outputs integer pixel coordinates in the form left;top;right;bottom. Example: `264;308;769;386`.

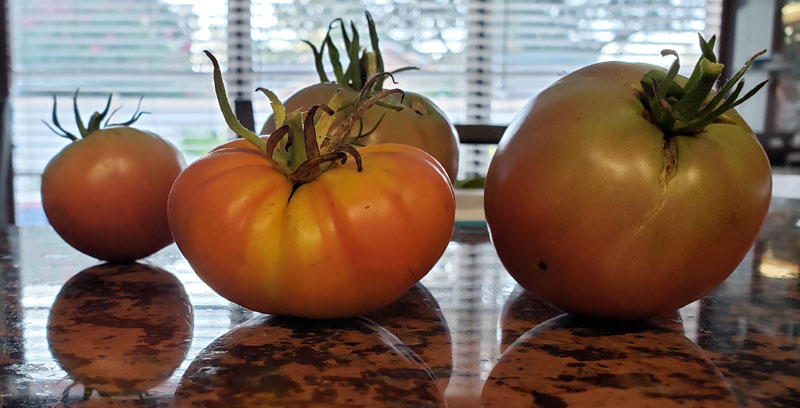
10;0;230;224
10;0;720;224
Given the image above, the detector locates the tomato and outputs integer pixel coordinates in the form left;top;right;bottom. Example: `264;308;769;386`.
484;37;772;319
169;140;453;318
167;52;455;318
41;93;185;262
259;12;460;182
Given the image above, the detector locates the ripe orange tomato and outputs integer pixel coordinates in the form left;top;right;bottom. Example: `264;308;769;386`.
484;39;772;318
41;94;185;262
168;141;454;318
169;51;455;318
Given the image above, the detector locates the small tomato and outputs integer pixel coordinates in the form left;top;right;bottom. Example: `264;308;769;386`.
41;93;185;262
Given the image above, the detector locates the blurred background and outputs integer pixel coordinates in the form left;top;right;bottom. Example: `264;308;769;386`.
2;0;795;225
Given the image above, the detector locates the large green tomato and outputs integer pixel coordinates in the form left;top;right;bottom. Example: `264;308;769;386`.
484;44;772;319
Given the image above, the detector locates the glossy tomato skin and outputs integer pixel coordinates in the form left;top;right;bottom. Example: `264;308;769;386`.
168;141;455;318
41;127;185;262
484;62;772;319
261;83;460;182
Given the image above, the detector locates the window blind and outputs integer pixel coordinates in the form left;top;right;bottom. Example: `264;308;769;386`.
248;0;719;179
248;0;469;127
10;0;720;224
9;0;230;224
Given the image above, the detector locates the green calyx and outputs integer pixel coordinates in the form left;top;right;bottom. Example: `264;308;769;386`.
205;50;404;185
43;89;149;141
306;11;418;96
640;34;767;137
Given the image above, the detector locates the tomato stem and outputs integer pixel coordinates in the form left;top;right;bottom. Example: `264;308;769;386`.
43;95;77;141
43;90;149;141
326;84;405;148
302;39;330;83
264;125;293;171
325;30;344;82
315;91;343;144
105;96;148;127
284;111;307;169
86;94;112;134
366;12;385;88
73;89;87;137
256;88;286;130
672;58;721;121
205;51;402;185
303;105;330;161
640;34;767;136
204;50;268;154
305;12;416;95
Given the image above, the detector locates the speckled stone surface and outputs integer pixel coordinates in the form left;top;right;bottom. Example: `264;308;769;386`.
0;196;798;407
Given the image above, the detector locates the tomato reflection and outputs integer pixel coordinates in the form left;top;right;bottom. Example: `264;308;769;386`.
174;314;445;407
482;315;736;407
366;282;453;387
47;263;193;397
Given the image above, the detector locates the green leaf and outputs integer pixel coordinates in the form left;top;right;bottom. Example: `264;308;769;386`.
45;95;78;141
348;21;362;90
699;34;717;63
365;11;385;89
87;94;113;132
72;89;88;137
106;96;149;127
302;40;329;83
336;18;351;52
204;50;266;154
325;35;344;84
256;87;286;129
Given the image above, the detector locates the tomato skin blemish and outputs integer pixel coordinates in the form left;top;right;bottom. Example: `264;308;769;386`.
538;261;548;271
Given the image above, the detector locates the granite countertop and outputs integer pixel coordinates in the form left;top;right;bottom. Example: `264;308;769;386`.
0;197;797;407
